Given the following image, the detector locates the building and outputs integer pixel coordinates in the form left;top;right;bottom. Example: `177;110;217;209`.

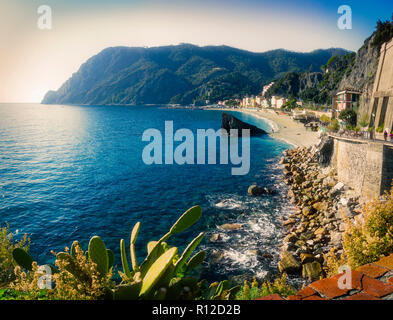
262;82;275;96
261;99;269;108
255;95;265;107
369;38;393;134
271;96;287;108
334;89;361;116
241;96;256;108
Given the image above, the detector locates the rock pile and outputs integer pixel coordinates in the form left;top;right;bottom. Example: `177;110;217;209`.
278;139;364;282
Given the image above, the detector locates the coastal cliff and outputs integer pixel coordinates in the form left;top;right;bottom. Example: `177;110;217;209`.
221;113;268;136
338;33;380;116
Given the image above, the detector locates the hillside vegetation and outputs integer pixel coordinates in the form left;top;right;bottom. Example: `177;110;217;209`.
42;44;349;106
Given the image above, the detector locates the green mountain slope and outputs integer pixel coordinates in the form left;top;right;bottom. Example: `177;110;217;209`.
42;44;350;105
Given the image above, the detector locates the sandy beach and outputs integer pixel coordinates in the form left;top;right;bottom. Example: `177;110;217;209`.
208;107;320;148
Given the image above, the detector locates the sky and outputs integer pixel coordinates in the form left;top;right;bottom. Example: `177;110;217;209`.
0;0;392;103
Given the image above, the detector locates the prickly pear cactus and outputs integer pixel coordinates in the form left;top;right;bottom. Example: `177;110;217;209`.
120;238;132;278
113;281;142;300
130;222;140;272
107;249;115;270
139;247;178;297
70;241;82;258
12;248;34;271
174;232;204;274
88;236;109;277
186;250;206;272
169;205;202;235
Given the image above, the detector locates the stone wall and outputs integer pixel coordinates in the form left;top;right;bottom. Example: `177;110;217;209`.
382;145;393;194
331;136;392;199
369;39;393;132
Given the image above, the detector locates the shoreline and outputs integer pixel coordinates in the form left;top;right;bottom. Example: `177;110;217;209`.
205;107;320;148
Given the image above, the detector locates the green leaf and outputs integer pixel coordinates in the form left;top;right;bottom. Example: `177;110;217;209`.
140;247;178;297
174;232;204;274
12;248;33;271
169;206;202;234
88;236;108;277
120;239;131;279
186;250;206;272
107;249;115;270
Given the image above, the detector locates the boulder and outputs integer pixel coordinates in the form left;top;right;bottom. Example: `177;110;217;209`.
314;227;327;236
302;261;323;281
333;182;345;192
284;233;297;243
278;251;301;274
209;234;222;242
248;185;276;196
300;253;315;264
222;113;267;136
248;185;264;196
219;223;243;231
210;250;225;264
330;231;342;246
313;201;329;212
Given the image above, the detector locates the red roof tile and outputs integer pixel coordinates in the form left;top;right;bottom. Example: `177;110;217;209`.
356;263;388;278
362;276;393;298
343;292;380;300
375;254;393;270
255;294;284;300
331;270;363;291
309;277;349;299
302;295;329;301
286;295;302;300
296;286;318;299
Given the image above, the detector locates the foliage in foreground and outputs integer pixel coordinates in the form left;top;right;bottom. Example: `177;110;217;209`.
339;109;357;128
235;274;296;300
0;224;30;284
372;14;393;49
6;206;242;300
326;187;393;275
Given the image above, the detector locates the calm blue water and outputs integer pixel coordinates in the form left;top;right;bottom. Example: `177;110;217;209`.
0;104;292;282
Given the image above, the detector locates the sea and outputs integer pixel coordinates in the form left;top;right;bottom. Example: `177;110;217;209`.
0;103;294;284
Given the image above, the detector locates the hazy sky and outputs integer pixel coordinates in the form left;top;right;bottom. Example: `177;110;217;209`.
1;0;392;103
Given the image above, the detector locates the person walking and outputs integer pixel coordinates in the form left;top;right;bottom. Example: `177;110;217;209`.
390;131;393;142
384;130;388;141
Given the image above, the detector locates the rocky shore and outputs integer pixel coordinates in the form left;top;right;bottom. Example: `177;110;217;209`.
277;135;364;283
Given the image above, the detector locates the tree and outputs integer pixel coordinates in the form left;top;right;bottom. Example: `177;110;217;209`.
339;109;357;128
282;99;298;111
320;114;331;125
372;15;393;48
358;113;370;128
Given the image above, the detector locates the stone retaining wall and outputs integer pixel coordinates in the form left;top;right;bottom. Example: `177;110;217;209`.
330;136;393;199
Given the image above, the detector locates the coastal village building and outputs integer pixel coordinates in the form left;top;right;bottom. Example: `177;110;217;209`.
255;96;263;107
333;89;361;116
271;96;287;109
262;82;275;96
368;38;393;134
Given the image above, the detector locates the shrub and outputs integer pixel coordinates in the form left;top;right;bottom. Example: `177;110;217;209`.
372;15;393;49
328;119;340;132
326;187;393;273
320;114;331;125
358;113;370;128
53;244;114;300
339;109;357;127
10;263;54;300
235;274;296;300
0;225;30;284
376;124;384;133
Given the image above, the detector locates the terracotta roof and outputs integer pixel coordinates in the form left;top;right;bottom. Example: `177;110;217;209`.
255;253;393;301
